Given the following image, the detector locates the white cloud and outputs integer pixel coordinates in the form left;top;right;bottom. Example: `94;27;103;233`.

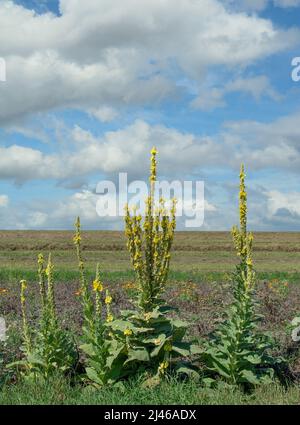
2;109;300;184
222;112;300;171
0;0;298;123
0;120;223;183
267;190;300;216
87;106;119;122
192;75;281;111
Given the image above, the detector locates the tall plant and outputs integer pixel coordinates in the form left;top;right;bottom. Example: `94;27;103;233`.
73;218;117;386
9;254;78;380
203;165;278;387
124;147;176;311
106;148;196;381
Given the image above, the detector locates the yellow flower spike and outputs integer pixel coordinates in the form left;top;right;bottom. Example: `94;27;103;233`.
246;258;253;267
38;253;44;266
106;313;114;323
20;279;27;291
105;295;112;305
93;279;103;292
20;279;31;352
124;148;176;311
73;234;81;244
151;146;158;156
124;328;133;336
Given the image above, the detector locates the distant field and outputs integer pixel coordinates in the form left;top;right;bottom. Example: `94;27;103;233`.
0;230;299;273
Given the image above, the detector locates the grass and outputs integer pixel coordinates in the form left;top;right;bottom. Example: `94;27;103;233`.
1;267;300;285
0;375;300;405
1;230;300;405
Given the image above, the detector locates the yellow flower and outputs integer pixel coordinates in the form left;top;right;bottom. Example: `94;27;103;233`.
45;264;53;277
73;234;81;244
20;280;27;291
105;295;112;304
151;146;158;156
158;361;169;374
124;328;133;336
144;312;151;322
38;253;44;265
154;338;161;346
93;279;103;292
106;313;114;323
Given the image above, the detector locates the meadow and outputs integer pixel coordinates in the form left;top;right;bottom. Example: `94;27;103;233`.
1;230;300;405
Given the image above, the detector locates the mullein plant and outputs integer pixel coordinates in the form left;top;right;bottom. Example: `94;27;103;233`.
73;218;119;386
203;165;280;387
106;148;197;382
9;254;78;380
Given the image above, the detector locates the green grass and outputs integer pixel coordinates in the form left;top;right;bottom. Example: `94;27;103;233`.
0;375;299;405
1;267;300;286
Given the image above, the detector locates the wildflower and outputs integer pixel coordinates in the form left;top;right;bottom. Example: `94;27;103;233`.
144;312;152;322
45;263;53;277
124;328;133;336
38;253;44;265
154;338;161;346
246;258;253;267
20;280;27;291
93;279;103;292
158;361;169;374
106;313;114;323
105;295;112;304
73;234;81;244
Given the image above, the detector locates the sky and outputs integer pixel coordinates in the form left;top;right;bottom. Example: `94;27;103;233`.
0;0;300;230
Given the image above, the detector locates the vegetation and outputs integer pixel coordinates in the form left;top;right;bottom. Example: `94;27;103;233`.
203;166;282;387
0;148;300;404
7;254;78;380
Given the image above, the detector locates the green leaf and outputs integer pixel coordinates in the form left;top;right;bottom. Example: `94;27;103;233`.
171;342;191;357
125;347;150;364
86;367;103;386
240;369;260;385
79;343;96;357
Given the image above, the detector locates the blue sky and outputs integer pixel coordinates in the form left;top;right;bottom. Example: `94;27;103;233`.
0;0;300;230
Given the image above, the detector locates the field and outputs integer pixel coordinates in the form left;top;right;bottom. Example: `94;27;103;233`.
1;230;300;405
